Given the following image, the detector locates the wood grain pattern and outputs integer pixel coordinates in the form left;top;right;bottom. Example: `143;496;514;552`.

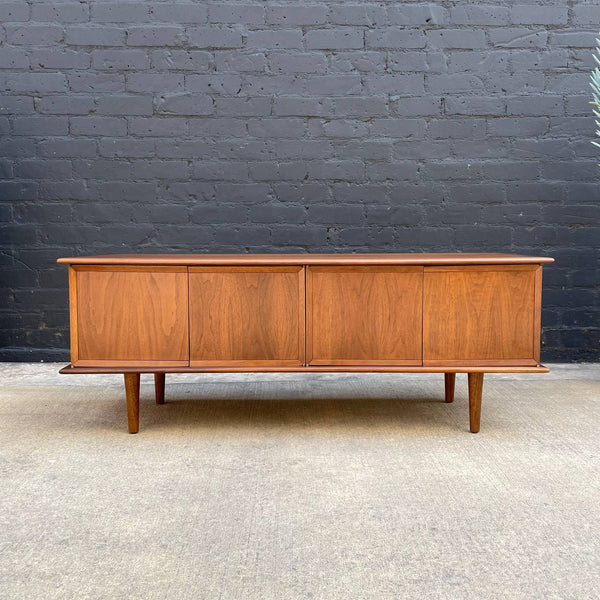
307;266;423;365
61;364;551;374
444;373;456;403
189;267;304;366
423;266;537;365
124;373;140;434
68;266;79;364
468;372;484;434
75;267;189;365
154;373;165;405
58;253;555;266
533;266;543;363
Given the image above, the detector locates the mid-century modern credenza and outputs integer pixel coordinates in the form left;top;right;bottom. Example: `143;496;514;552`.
57;253;553;434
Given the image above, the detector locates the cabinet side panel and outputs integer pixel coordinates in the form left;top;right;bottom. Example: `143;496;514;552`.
423;267;536;365
69;266;78;364
533;265;542;363
76;268;189;363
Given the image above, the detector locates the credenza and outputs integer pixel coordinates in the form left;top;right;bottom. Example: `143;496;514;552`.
57;253;554;434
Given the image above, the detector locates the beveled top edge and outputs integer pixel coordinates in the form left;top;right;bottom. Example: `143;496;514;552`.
57;253;554;265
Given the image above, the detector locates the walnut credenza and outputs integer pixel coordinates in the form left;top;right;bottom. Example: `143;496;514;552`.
57;253;554;433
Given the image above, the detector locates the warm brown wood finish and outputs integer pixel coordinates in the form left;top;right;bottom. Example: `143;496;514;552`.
74;266;189;366
444;373;456;403
124;373;140;434
189;267;304;366
59;253;552;433
307;266;422;365
423;266;538;366
154;373;165;405
468;373;484;433
58;253;554;266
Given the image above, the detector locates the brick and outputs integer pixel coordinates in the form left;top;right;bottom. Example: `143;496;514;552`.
151;3;207;23
71;116;127;137
269;52;327;74
573;5;600;25
330;4;387;26
68;72;126;93
30;50;90;70
39;138;96;158
92;3;151;23
36;96;95;115
247;30;303;49
151;50;211;71
511;5;568;25
506;96;563;116
450;5;510;25
366;29;425;49
96;96;153;116
248;118;305;138
0;3;29;22
365;74;424;95
1;73;67;93
427;29;487;49
267;5;327;25
187;26;243;48
309;119;368;138
387;5;448;25
304;75;361;96
369;119;426;138
273;97;332;117
127;73;185;93
334;97;388;117
92;50;150;71
127;26;185;46
156;93;214;116
550;31;597;48
489;28;548;48
332;51;387;73
428;74;485;94
193;161;248;180
6;24;64;45
209;4;265;24
429;119;486;139
0;94;34;115
14;159;72;180
215;51;266;72
32;3;89;23
0;48;29;68
216;97;270;116
129;117;188;137
65;26;126;47
185;74;242;95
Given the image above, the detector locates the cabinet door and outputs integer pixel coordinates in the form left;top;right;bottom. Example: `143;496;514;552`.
189;267;304;366
73;266;189;366
307;266;423;365
423;265;541;366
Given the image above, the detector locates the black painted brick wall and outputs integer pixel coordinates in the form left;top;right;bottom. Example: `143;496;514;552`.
1;1;599;361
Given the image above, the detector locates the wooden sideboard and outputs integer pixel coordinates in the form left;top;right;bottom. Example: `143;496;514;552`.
57;253;554;434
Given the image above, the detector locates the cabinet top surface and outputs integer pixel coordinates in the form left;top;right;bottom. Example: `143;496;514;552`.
58;253;554;266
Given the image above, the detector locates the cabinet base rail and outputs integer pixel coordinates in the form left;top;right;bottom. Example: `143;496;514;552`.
60;365;549;434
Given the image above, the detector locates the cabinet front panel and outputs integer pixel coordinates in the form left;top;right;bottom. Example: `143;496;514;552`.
423;266;539;366
189;267;304;366
307;267;423;365
75;267;189;366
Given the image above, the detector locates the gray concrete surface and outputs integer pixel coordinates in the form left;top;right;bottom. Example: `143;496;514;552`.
0;363;598;599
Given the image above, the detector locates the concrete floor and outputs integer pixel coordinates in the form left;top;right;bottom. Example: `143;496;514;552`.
0;363;598;600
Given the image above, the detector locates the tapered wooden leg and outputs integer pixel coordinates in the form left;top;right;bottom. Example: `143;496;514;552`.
468;372;484;433
124;373;140;434
444;373;456;403
154;373;165;405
